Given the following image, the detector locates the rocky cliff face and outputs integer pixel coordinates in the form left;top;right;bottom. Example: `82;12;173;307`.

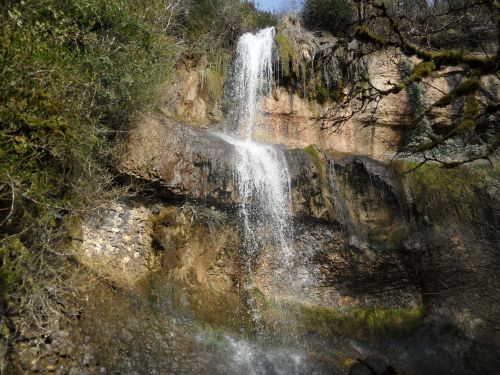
64;108;500;375
60;20;500;375
162;21;499;160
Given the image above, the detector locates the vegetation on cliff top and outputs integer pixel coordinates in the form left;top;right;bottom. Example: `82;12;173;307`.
302;0;354;36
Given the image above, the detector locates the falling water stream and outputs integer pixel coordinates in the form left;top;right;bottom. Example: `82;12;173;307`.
217;27;295;334
212;27;314;372
222;26;293;266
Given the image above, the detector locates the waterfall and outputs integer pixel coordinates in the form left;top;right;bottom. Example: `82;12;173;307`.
230;27;275;139
221;27;293;265
217;134;292;261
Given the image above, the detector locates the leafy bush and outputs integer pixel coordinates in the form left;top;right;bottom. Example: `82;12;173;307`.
0;0;176;354
184;0;276;51
302;0;355;36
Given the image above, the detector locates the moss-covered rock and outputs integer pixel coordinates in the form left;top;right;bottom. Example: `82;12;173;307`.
298;304;425;339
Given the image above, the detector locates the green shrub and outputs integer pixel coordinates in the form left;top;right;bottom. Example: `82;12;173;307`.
302;0;355;36
0;0;176;353
315;86;329;104
184;0;276;51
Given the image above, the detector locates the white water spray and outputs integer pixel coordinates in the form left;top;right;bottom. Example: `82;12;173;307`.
218;134;292;260
222;27;293;263
230;27;275;139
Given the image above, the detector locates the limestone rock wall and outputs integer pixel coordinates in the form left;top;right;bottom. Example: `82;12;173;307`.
73;200;155;287
82;130;424;311
161;59;223;124
119;114;338;222
119;114;236;202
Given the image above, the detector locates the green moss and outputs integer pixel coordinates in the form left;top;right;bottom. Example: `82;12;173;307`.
434;77;480;108
275;31;308;93
199;67;224;101
298;304;425;338
195;328;233;351
275;32;295;77
399;162;499;224
410;60;436;82
339;357;356;369
354;26;387;47
402;43;419;57
192;290;255;332
431;50;464;67
304;145;327;185
315;86;329;104
415;141;436;152
453;77;481;96
371;223;407;247
458;93;478;132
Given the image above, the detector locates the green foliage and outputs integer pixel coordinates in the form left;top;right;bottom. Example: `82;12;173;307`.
302;0;355;36
184;0;276;51
0;0;177;347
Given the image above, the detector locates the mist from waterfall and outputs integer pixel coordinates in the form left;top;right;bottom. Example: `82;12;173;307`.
221;26;293;264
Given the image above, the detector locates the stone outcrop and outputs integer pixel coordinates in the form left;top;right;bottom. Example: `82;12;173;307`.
72;113;499;374
119;114;337;221
87;118;424;312
119;114;235;202
72;200;156;287
151;205;241;295
161;58;223;124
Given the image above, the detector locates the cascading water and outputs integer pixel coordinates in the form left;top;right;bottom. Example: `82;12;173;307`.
221;27;293;266
210;27;321;373
229;27;275;139
218;135;293;262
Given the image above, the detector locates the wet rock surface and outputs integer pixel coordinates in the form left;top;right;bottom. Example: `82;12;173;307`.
118;115;411;228
119;114;236;203
119;115;337;221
